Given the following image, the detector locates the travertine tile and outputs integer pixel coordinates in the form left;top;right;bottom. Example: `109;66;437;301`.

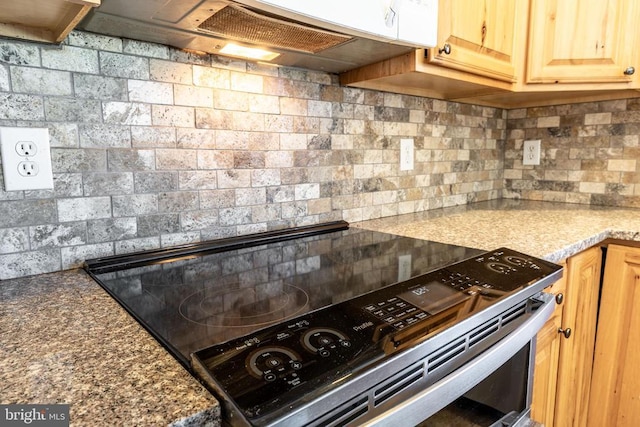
193;65;230;89
132;126;176;148
178;170;218;190
197;150;234;169
86;217;137;243
128;80;173;104
0;63;8;91
107;149;154;171
11;67;72;96
200;189;235;209
123;39;170;59
230;71;263;93
83;172;134;196
0;41;40;65
99;51;149;79
0;227;29;253
57;197;112;222
114;236;160;254
41;45;99;74
137;213;179;237
150;59;193;84
0;93;44;120
0;248;61;278
158;191;198;212
112;194;158;216
219;206;252;225
67;30;122;52
0;199;57;228
161;231;201;246
74;74;127;100
45;98;101;122
103;102;152;126
156;148;197;170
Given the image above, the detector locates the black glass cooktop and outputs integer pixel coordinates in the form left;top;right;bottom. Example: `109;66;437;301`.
85;221;483;366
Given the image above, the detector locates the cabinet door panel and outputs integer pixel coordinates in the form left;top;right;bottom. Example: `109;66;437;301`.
527;0;638;84
531;265;566;427
588;245;640;426
426;0;524;82
554;246;601;427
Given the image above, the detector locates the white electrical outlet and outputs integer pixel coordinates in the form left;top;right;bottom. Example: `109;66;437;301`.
0;127;54;191
523;139;541;166
400;138;414;171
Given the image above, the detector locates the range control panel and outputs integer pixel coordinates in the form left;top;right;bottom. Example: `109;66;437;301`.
192;247;561;422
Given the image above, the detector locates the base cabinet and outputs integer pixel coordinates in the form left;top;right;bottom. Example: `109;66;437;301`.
553;246;601;427
532;246;602;427
531;263;565;426
588;244;640;426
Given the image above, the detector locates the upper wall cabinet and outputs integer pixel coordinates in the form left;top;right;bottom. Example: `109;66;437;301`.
0;0;100;44
526;0;639;85
427;0;527;83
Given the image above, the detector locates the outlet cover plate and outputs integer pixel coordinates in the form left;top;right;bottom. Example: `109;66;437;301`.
0;127;54;191
523;139;541;166
400;138;414;171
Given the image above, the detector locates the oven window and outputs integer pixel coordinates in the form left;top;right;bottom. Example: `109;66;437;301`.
418;344;530;426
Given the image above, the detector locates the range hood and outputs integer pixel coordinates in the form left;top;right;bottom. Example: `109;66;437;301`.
78;0;438;73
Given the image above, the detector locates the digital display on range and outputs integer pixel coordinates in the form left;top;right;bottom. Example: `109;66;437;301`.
399;282;470;314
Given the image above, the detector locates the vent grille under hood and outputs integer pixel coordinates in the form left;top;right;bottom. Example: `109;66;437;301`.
197;5;352;54
78;0;437;73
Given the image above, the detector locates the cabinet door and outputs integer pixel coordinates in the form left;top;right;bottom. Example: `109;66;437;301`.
588;245;640;426
553;246;601;427
425;0;525;82
527;0;639;84
531;265;566;427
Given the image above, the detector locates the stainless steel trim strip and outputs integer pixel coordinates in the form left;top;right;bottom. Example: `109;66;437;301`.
357;292;555;427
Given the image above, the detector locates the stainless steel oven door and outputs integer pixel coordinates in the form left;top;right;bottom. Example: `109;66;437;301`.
358;292;555;427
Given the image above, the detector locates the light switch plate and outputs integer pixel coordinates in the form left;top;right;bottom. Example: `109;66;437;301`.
0;127;54;191
523;139;541;166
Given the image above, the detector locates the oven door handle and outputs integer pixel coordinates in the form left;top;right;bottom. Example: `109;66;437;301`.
359;292;555;427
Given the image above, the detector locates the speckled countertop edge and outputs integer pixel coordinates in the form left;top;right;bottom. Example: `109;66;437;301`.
354;199;640;264
0;269;220;427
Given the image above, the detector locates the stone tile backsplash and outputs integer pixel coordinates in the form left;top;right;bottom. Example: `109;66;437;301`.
504;100;640;207
0;31;504;279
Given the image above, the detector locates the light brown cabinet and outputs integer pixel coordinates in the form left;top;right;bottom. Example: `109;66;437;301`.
341;0;640;108
553;246;601;427
426;0;526;83
526;0;639;85
0;0;100;44
531;246;602;427
531;262;565;426
588;244;640;426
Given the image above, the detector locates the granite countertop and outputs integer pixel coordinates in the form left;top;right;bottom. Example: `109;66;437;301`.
0;269;220;427
3;198;640;427
355;199;640;263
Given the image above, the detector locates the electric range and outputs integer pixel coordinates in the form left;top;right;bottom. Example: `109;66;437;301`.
85;221;562;426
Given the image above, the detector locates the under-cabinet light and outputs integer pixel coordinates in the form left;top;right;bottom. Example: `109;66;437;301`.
219;43;280;61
